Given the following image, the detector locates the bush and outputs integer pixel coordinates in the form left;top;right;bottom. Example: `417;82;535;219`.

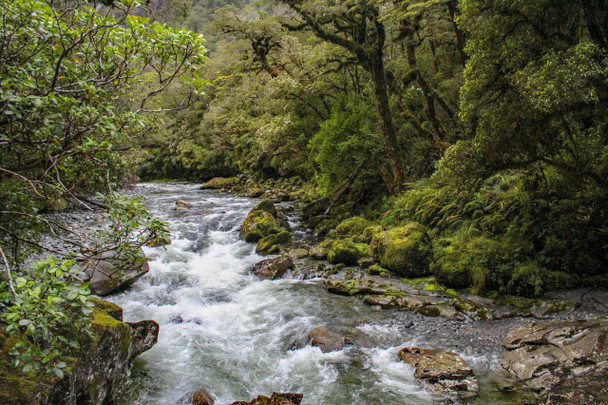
0;258;93;377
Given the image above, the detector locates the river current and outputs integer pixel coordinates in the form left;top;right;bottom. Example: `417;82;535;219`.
110;183;497;405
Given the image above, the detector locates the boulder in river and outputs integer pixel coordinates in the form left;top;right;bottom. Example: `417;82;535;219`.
501;316;608;404
398;346;479;399
231;392;303;405
308;327;350;353
241;199;291;254
80;248;149;296
251;255;294;280
0;298;159;404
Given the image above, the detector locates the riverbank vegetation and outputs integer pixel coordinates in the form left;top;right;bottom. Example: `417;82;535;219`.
0;0;205;380
140;0;608;297
1;0;607;389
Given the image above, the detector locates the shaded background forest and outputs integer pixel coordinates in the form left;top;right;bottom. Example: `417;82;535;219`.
137;0;608;297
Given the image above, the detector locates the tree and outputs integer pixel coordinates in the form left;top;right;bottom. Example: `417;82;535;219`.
0;0;206;375
280;0;407;190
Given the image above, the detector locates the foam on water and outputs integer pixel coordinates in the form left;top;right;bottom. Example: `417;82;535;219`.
111;183;480;405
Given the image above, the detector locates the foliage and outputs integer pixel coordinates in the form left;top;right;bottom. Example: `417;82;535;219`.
0;0;206;261
0;258;93;378
0;0;200;378
309;95;383;196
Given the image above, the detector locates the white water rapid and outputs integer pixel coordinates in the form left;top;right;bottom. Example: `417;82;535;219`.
110;183;489;405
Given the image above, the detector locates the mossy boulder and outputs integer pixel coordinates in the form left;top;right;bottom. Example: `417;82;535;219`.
256;231;291;255
356;225;385;244
0;298;158;405
330;216;370;238
201;177;237;190
240;199;290;247
326;240;372;266
252;199;278;216
371;223;432;277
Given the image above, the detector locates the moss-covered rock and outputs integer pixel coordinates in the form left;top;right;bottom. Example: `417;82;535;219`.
252;199;278;216
356;225;385;244
240;199;290;247
371;223;432;277
326;240;372;266
0;299;158;405
201;177;237;190
256;231;291;255
330;216;370;238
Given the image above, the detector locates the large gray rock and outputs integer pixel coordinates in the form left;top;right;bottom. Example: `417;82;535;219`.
399;347;479;399
501;316;608;404
81;248;149;296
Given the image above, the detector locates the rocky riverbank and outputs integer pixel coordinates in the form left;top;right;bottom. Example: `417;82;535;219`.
15;180;608;404
231;191;608;404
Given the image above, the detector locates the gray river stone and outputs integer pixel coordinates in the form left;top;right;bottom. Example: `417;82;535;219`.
501;316;608;404
80;248;149;296
399;346;479;399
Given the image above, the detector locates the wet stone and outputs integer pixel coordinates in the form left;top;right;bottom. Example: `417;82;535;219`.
399;346;479;399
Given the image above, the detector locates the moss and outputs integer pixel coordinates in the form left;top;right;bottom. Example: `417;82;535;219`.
383;289;403;297
201;177;237;190
545;300;581;314
368;264;386;275
496;295;538;313
356;225;385;244
256;231;291;255
241;211;283;243
252;199;277;216
88;298;123;321
327;240;372;265
331;216;370;238
431;235;523;293
451;298;474;313
0;299;132;405
371;223;432;277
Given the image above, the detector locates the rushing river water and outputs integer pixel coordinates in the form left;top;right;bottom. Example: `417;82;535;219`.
109;183;501;405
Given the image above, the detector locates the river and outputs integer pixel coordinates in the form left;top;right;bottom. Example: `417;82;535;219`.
109;182;511;405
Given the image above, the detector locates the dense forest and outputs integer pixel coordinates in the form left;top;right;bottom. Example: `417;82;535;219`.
141;0;608;297
0;0;607;397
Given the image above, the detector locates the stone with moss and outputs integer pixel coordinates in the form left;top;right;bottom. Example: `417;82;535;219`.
252;199;278;216
327;240;372;266
240;199;289;244
371;223;432;277
256;231;291;255
330;216;370;238
201;177;237;190
355;225;385;244
367;264;386;276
